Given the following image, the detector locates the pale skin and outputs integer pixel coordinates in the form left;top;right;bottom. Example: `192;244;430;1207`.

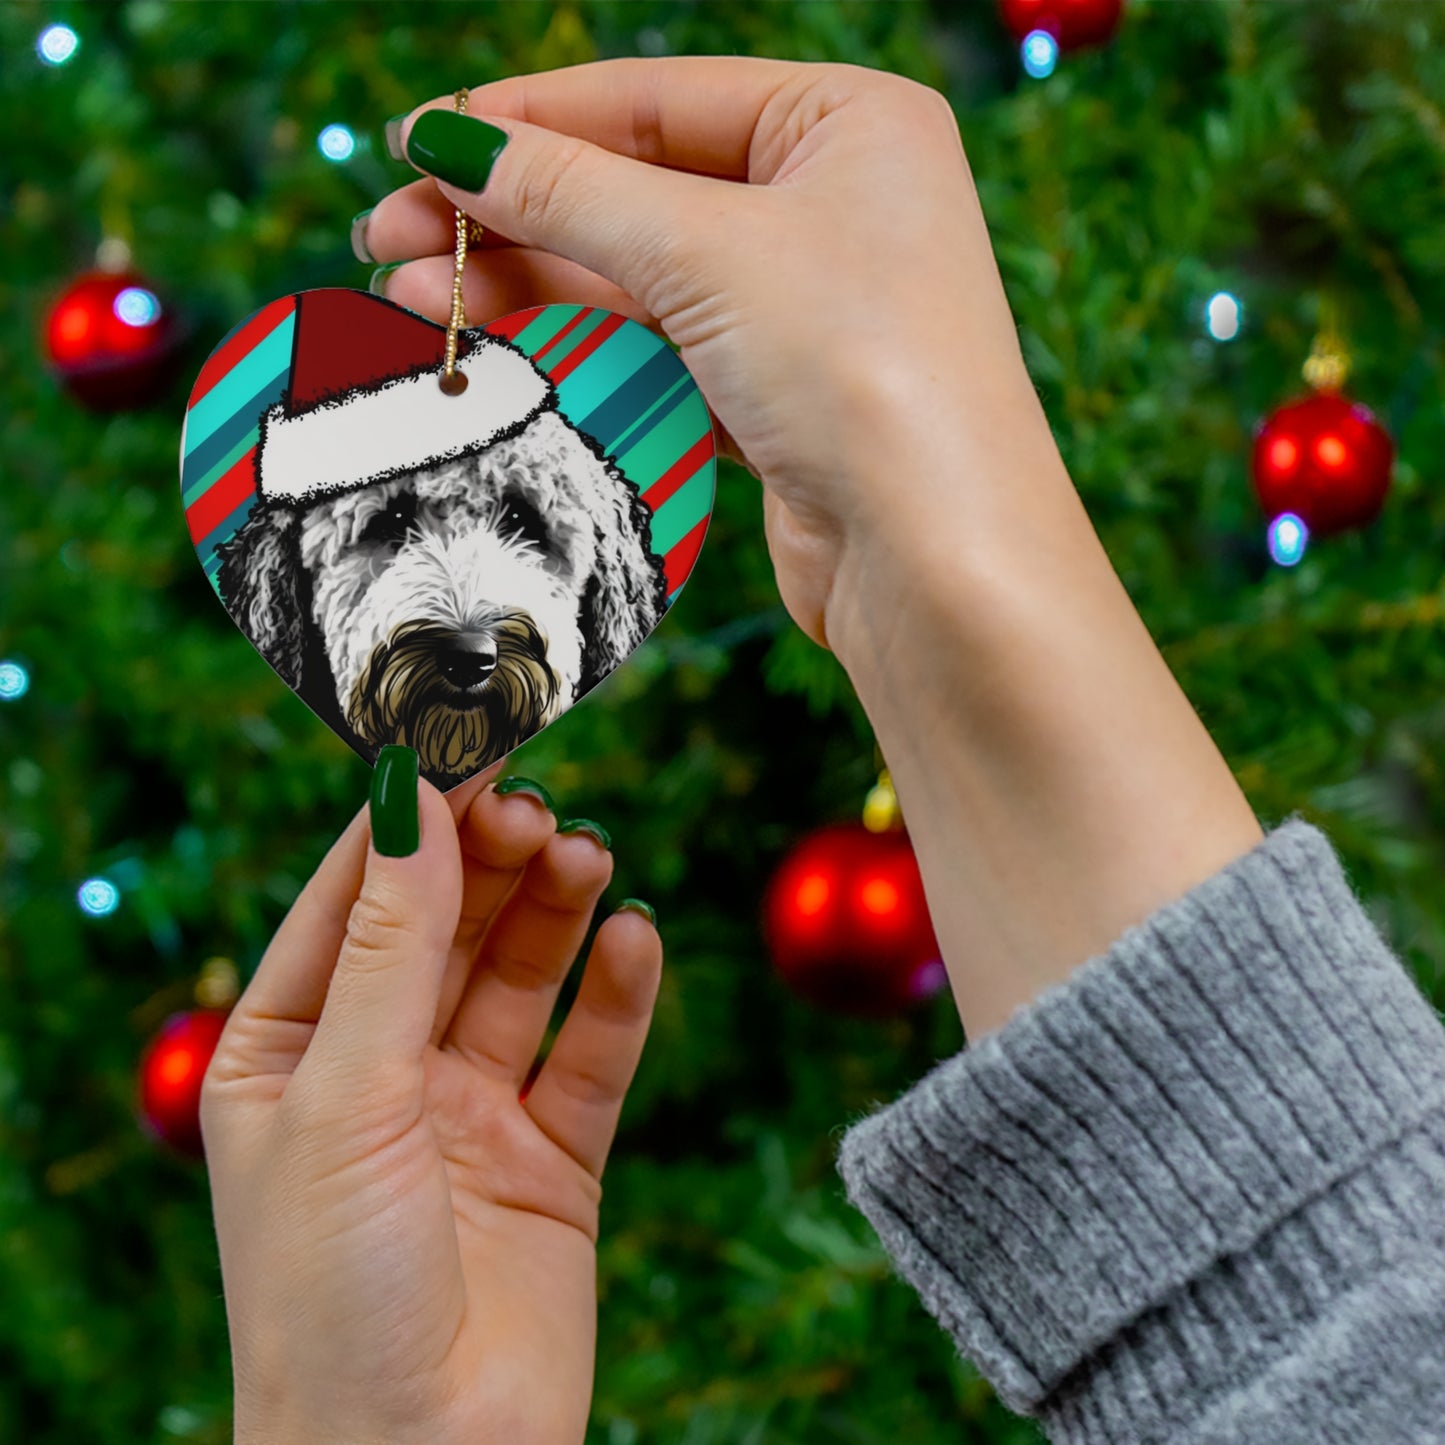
202;56;1265;1445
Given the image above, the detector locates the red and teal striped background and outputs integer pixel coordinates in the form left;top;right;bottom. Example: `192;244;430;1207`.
179;294;716;608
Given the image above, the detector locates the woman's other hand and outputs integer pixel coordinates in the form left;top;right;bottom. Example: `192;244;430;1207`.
202;756;661;1445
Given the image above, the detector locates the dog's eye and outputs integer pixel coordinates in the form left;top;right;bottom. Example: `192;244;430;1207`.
359;494;417;547
497;495;549;552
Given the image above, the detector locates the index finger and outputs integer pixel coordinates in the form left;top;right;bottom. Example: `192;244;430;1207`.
417;54;812;183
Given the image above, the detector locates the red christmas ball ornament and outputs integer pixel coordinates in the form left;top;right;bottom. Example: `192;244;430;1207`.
763;821;945;1017
1251;392;1394;537
44;269;181;410
137;1008;230;1157
998;0;1124;50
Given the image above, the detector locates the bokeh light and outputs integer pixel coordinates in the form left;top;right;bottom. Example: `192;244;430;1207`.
113;287;161;328
1267;435;1299;476
0;661;29;701
77;877;121;917
1205;291;1242;341
37;24;79;66
1021;30;1059;79
317;124;356;162
1267;512;1309;567
157;1045;199;1087
859;876;901;918
910;958;948;1001
794;872;831;918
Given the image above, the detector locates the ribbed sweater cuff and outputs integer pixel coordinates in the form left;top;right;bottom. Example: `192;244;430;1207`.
836;819;1445;1432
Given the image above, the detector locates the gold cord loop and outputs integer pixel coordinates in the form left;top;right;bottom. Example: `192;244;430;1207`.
440;88;481;396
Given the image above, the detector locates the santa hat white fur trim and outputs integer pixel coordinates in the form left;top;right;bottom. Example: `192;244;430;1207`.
256;337;551;506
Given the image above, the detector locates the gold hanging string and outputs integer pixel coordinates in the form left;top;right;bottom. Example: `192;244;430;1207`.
440;88;482;396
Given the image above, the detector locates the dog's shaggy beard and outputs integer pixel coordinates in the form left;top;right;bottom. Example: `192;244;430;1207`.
347;615;562;786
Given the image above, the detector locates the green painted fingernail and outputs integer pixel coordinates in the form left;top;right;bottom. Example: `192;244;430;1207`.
617;898;656;926
369;262;403;297
371;746;419;857
494;775;555;812
350;208;375;264
404;110;509;192
384;113;409;161
558;818;611;851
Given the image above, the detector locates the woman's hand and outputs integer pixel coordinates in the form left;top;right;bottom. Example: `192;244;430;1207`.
201;757;661;1445
363;57;1262;1041
361;56;1045;656
360;57;1266;1040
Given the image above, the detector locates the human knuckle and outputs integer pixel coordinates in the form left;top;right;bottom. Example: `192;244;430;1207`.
341;894;409;966
892;74;958;129
514;135;590;230
275;1076;327;1138
276;1068;362;1140
488;941;560;992
553;1059;618;1109
923;88;962;139
816;60;884;95
197;1074;227;1134
629;78;667;166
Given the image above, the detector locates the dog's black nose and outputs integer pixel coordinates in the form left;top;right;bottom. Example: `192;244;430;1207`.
440;644;497;690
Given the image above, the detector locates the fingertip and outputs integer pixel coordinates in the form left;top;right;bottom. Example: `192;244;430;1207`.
384;111;411;163
458;774;558;870
357;772;464;952
440;761;506;825
614;897;658;929
369;745;420;858
545;824;616;893
600;901;664;969
365;754;461;884
590;907;665;1012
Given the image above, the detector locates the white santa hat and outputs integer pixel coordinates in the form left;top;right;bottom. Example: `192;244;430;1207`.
255;289;552;507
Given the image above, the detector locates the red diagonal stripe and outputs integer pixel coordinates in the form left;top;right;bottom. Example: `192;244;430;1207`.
189;298;296;406
641;432;714;513
547;310;626;383
186;446;258;544
663;513;710;595
484;306;545;341
533;306;594;363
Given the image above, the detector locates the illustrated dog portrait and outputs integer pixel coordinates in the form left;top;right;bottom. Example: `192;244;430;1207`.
214;335;667;790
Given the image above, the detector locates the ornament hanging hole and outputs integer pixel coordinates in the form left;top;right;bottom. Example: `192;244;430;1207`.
438;370;468;397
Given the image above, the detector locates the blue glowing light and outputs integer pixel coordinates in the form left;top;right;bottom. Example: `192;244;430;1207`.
114;286;161;328
37;24;79;66
1205;291;1242;342
78;877;121;917
1267;512;1309;567
1021;30;1059;79
0;661;29;701
318;124;356;162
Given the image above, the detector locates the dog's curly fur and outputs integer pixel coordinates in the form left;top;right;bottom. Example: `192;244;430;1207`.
216;408;667;788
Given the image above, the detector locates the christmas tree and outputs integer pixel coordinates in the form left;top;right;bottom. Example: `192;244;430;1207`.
3;3;1443;1442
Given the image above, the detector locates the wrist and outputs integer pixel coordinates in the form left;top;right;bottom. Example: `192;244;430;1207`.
823;403;1262;1038
823;376;1080;685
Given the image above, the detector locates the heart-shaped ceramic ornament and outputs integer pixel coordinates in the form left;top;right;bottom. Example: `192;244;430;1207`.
179;289;716;791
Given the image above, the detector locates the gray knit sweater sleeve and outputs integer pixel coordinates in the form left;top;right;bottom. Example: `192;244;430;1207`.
836;819;1445;1443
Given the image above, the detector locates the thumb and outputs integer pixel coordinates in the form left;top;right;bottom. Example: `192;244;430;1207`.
303;746;463;1087
397;105;740;317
